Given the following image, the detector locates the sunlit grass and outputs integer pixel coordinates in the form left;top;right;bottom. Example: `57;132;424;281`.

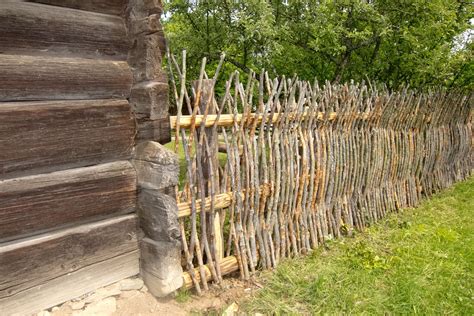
242;176;474;314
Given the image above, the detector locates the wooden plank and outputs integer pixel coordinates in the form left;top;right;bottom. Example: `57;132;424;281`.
0;2;130;60
0;251;139;315
0;161;137;241
28;0;129;16
0;54;132;101
0;100;135;179
182;256;239;289
0;215;139;301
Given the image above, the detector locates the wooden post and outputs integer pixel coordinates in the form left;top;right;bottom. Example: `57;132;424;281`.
193;79;224;262
132;142;183;297
193;79;218;193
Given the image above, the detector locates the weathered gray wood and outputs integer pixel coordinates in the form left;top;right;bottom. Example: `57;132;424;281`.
128;33;166;82
28;0;129;16
0;161;137;241
0;215;139;300
0;250;139;315
137;117;172;143
0;2;130;60
140;238;183;298
126;0;163;20
130;81;168;120
0;54;132;101
128;14;163;36
132;141;179;190
138;189;180;242
0;100;135;179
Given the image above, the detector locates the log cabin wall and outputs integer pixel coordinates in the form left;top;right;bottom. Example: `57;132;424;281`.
0;0;172;314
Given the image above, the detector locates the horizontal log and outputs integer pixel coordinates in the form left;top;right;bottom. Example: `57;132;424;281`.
171;112;349;129
0;54;132;101
0;161;137;241
130;81;169;120
0;99;135;179
0;250;139;315
0;215;139;301
0;2;130;60
178;184;271;218
28;0;129;16
178;191;233;218
137;116;172;143
182;256;239;289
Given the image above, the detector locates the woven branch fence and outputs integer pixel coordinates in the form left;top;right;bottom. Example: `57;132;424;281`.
167;53;473;293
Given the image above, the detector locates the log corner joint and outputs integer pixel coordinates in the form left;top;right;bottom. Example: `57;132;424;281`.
132;141;183;297
126;0;181;298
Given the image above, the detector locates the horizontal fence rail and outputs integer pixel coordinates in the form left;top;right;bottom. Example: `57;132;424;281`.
167;53;473;294
170;111;343;128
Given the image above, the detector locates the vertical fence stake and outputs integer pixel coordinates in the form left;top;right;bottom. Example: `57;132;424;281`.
194;79;224;271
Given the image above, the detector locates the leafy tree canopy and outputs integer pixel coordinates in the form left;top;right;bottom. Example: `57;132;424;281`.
163;0;473;90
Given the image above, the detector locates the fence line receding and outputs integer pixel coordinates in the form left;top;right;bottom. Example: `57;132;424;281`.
167;52;473;293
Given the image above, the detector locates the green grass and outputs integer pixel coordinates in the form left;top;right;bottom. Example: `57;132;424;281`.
175;287;192;304
242;177;474;315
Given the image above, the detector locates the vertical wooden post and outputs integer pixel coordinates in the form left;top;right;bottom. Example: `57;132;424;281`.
193;79;224;261
194;79;218;192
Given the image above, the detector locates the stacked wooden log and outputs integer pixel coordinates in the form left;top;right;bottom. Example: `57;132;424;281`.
126;0;170;142
169;59;473;290
126;0;183;298
0;1;141;314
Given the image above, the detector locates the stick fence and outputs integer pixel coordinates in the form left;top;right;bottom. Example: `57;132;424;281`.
167;52;473;293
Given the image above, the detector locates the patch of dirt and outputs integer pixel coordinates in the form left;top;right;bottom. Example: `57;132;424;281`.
181;278;260;314
45;277;259;316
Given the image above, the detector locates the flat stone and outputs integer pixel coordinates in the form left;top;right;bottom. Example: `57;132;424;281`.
222;302;239;316
120;290;141;299
37;311;50;316
81;297;116;316
70;301;86;310
119;278;144;291
84;284;121;304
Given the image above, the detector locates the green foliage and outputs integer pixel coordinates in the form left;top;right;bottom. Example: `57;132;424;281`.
163;0;473;90
242;176;474;314
164;0;277;80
